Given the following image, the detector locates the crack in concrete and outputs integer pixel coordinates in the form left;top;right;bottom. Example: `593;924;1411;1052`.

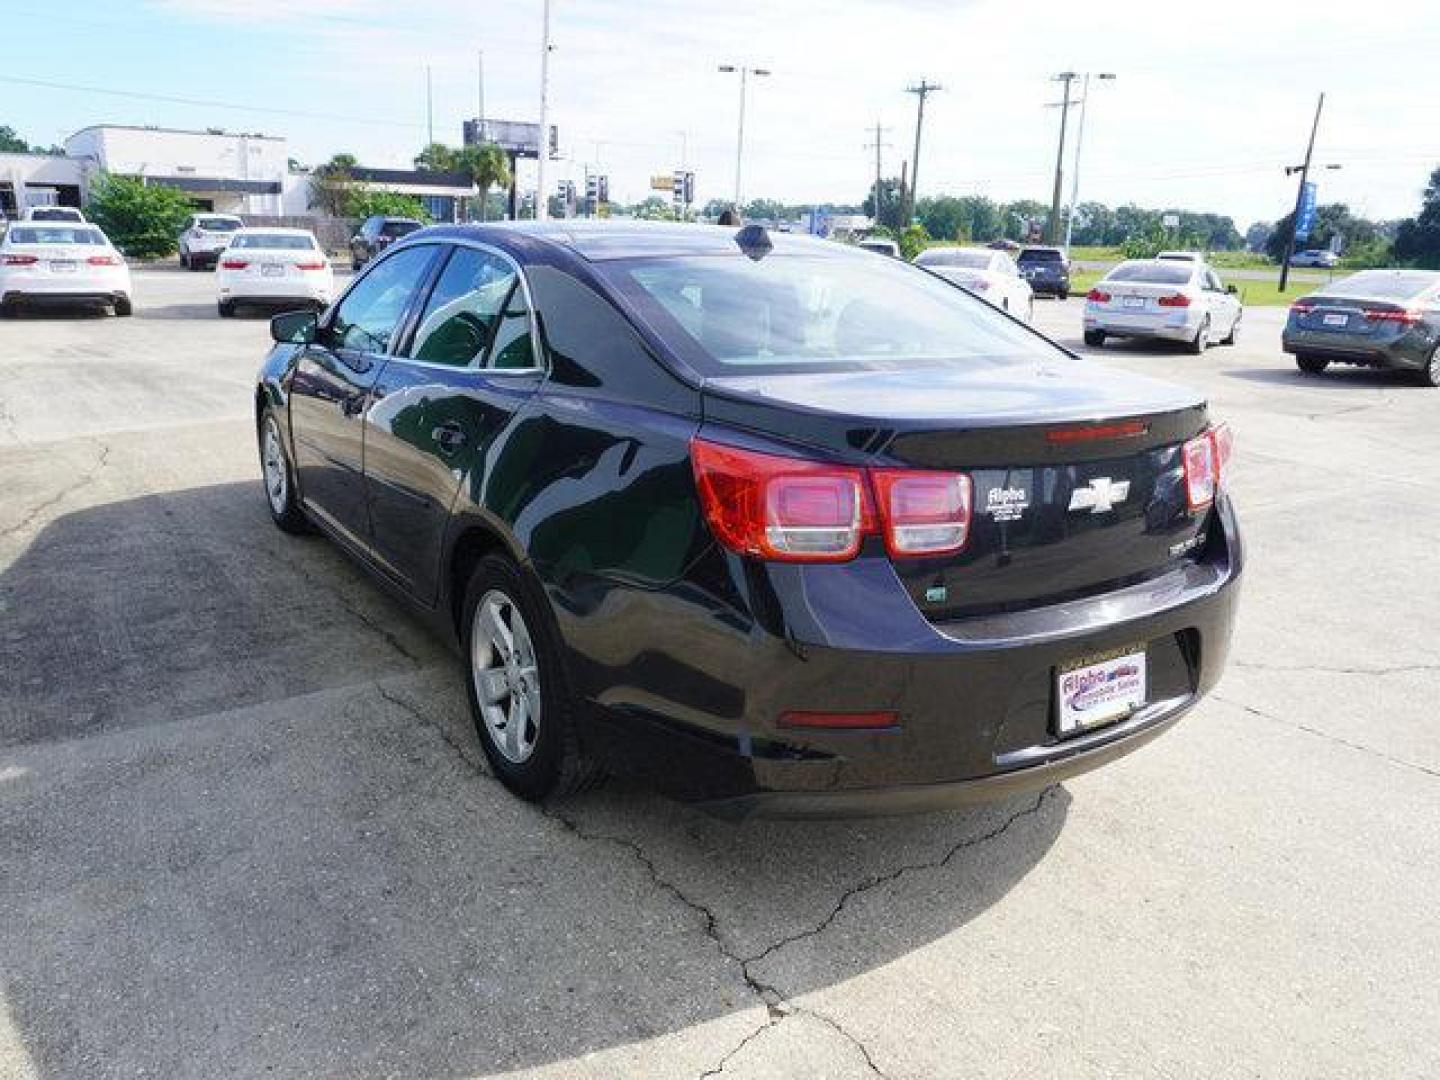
0;443;109;539
373;683;486;773
1216;694;1440;780
1235;660;1440;677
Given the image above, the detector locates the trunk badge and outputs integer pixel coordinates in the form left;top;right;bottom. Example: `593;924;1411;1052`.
1069;478;1131;514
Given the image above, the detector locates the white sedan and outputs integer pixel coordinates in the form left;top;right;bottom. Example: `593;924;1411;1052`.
913;246;1033;320
1083;259;1242;352
0;222;132;316
216;229;334;317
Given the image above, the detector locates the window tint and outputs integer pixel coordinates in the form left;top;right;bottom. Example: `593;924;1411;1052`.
409;247;519;367
487;284;538;370
1205;270;1224;291
329;245;435;354
1018;248;1063;264
29;208;80;221
917;250;991;269
231;233;317;250
1106;261;1193;285
196;217;242;232
380;221;421;238
8;226;105;246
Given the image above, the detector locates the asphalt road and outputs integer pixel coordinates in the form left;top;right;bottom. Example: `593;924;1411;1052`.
2;271;1438;1079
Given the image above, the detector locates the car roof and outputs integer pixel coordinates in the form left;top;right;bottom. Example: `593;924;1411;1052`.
415;220;849;263
233;226;314;235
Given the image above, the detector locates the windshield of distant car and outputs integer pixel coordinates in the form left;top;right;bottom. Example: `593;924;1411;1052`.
917;250;990;269
7;226;106;246
230;233;317;250
600;252;1057;375
381;221;421;238
1320;270;1438;300
1018;248;1063;264
28;208;80;221
1106;261;1193;285
196;217;242;232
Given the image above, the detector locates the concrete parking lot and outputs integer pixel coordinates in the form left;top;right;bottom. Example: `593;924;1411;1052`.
2;268;1438;1079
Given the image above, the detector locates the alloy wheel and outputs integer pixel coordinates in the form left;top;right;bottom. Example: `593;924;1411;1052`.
262;417;288;515
471;590;542;764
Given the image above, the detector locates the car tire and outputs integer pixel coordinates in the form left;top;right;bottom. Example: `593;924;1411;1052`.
1296;354;1329;376
179;250;189;270
0;302;14;319
1222;313;1240;345
1083;329;1105;347
114;296;133;317
461;554;601;802
1059;289;1069;301
1415;346;1440;388
258;410;311;534
1187;317;1210;354
218;300;235;318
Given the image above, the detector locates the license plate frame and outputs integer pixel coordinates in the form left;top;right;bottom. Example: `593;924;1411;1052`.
49;260;78;274
1322;312;1349;327
1055;644;1148;736
1122;296;1146;309
260;264;285;278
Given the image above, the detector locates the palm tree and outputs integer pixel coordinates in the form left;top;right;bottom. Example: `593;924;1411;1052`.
455;144;510;221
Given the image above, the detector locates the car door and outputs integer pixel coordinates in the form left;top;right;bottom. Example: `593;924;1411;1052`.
363;243;546;603
287;243;440;549
1203;267;1238;332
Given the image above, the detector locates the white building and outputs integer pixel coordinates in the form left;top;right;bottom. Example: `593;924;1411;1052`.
64;125;292;215
0;152;87;219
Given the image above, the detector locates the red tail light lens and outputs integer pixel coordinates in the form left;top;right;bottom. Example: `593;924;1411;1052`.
220;258;248;269
1182;423;1233;512
871;470;972;556
2;254;38;265
1290;301;1314;316
86;254;120;266
294;260;327;271
1362;308;1421;325
691;439;872;562
1157;293;1192;308
1086;288;1111;302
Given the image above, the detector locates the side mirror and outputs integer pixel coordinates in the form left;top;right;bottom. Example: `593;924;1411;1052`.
1226;284;1239;295
271;309;318;345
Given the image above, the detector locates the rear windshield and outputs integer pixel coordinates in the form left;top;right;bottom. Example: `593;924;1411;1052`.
28;208;80;221
196;217;242;232
1106;262;1193;285
381;221;421;238
917;250;990;269
1018;248;1063;263
1320;270;1438;301
599;252;1056;375
8;226;106;246
230;233;317;250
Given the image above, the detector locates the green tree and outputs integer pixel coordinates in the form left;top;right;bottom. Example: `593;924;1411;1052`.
453;144;510;221
308;162;354;217
327;152;358;170
863;177;905;232
1001;199;1049;241
1393;166;1440;269
347;189;430;222
413;142;458;171
1265;203;1379;262
898;222;931;260
0;125;29;152
84;173;193;258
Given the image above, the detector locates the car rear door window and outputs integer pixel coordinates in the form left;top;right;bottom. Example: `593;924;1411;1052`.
329;245;436;355
485;284;538;370
408;247;519;367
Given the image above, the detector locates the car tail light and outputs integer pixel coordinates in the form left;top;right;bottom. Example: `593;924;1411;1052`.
1157;293;1191;308
779;710;899;730
1086;288;1111;303
870;469;972;556
691;439;873;562
1362;308;1421;325
294;260;327;271
2;254;38;265
1290;301;1314;316
1181;423;1233;512
86;254;120;266
220;258;248;269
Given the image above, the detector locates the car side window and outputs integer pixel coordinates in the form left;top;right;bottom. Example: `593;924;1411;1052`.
1205;269;1223;292
328;245;435;355
408;247;519;367
485;282;539;370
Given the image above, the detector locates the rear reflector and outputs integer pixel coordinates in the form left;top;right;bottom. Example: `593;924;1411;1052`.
1046;419;1149;444
220;258;249;269
779;710;898;730
870;469;972;556
1086;288;1111;303
2;254;38;265
1157;293;1192;308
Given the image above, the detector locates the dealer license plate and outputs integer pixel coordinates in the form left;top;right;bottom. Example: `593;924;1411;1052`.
1056;647;1147;735
49;260;78;274
1122;296;1145;309
1322;312;1348;327
261;264;285;278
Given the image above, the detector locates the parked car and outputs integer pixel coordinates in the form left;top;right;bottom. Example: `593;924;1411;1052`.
914;246;1033;320
22;206;86;223
0;221;132;316
1289;249;1339;269
1083;259;1242;352
1282;269;1440;386
1016;245;1071;298
349;215;423;270
179;213;244;270
215;228;333;318
254;222;1241;816
856;237;900;258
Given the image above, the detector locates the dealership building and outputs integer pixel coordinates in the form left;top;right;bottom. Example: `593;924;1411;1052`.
0;124;475;222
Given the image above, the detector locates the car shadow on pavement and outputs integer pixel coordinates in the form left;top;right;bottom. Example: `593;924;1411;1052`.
0;481;1070;1078
1222;366;1413;389
0;305;112;320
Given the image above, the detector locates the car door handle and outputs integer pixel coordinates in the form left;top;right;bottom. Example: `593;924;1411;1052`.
432;422;467;454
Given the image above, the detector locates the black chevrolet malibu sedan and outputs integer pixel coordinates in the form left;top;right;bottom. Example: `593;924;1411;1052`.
255;222;1241;818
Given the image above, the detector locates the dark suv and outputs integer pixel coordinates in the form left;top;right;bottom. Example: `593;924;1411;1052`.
255;222;1240;817
1018;246;1071;299
349;215;423;271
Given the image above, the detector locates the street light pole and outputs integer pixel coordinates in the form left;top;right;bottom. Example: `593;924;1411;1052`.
1278;92;1327;292
719;64;770;210
535;0;552;221
1064;72;1115;254
1047;71;1078;244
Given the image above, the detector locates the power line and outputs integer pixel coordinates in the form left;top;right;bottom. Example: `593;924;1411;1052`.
864;119;891;222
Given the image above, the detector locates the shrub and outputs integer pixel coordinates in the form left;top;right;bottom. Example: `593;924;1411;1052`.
84;173;194;258
898;223;931;260
345;190;431;223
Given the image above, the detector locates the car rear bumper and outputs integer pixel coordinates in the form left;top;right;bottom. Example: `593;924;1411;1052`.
1281;329;1426;370
570;495;1242;818
2;289;127;307
1085;308;1203;341
219;280;333;304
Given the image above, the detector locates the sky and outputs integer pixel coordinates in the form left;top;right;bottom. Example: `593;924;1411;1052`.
4;0;1438;227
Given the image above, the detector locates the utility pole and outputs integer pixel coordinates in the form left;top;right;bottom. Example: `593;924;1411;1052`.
903;80;941;225
1279;92;1327;292
425;65;434;148
864;119;890;226
1064;72;1116;253
1047;71;1078;244
477;51;486;132
535;0;552;221
718;64;771;210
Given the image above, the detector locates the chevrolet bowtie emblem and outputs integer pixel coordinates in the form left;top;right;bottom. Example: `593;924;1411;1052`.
1068;477;1131;514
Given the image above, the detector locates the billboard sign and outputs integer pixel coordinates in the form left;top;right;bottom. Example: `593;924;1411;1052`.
464;119;558;160
1295;181;1318;240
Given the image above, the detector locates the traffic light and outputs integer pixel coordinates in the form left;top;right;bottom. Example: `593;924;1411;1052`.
596;175;609;205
